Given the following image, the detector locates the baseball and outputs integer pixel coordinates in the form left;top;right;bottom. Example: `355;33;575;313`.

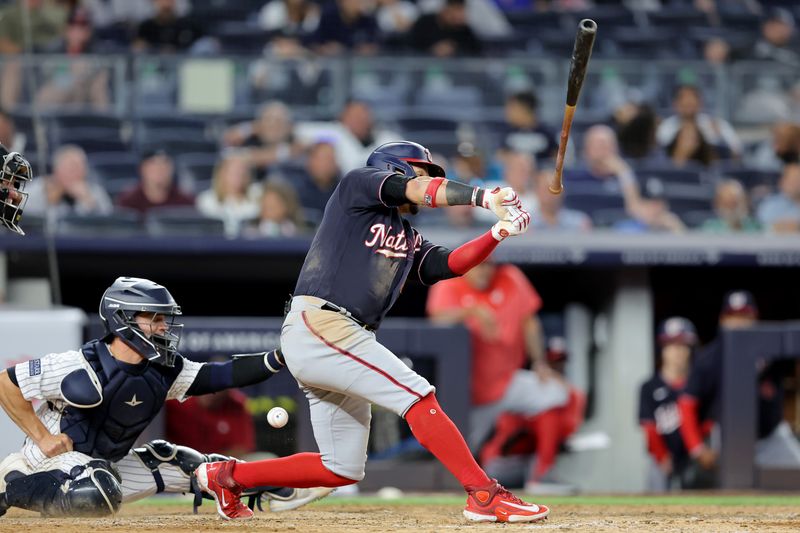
267;407;289;428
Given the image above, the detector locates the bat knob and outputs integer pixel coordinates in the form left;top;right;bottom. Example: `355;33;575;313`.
548;184;564;195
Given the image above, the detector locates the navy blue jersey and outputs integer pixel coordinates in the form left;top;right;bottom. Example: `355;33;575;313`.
685;338;783;439
294;167;438;327
639;374;689;467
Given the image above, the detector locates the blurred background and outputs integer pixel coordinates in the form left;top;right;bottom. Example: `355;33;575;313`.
0;0;799;495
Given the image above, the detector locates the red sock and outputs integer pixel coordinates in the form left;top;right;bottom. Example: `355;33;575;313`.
527;411;561;480
232;452;357;489
405;393;491;489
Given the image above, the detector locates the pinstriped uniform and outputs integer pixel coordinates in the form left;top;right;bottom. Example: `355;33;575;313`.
6;347;203;502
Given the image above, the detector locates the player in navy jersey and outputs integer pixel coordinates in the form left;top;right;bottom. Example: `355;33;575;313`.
196;141;550;523
678;291;800;476
638;317;700;491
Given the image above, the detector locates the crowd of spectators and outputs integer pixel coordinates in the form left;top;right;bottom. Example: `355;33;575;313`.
0;0;799;237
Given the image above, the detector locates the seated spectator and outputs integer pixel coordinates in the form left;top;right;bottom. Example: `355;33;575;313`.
323;100;399;173
613;102;660;161
613;178;686;234
196;153;261;237
656;85;742;161
258;0;320;35
703;37;731;67
0;109;25;153
309;0;379;56
247;181;304;237
567;125;648;220
499;150;537;212
749;8;800;66
24;144;112;217
224;101;303;179
500;91;557;164
376;0;418;37
748;121;800;172
35;8;110;112
0;0;68;109
702;179;760;233
294;142;340;213
666;120;718;168
426;261;569;452
408;0;481;57
639;318;702;491
757;162;800;233
479;337;585;494
533;169;591;232
133;0;202;53
116;149;195;214
451;142;492;184
0;0;67;54
165;389;256;457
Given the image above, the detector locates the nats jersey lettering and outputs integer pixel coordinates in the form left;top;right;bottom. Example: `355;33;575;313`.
364;224;423;259
294;167;435;326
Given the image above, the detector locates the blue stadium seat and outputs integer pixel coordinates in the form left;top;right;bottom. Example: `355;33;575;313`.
89;151;141;195
56;210;143;237
145;206;225;237
591;208;629;228
647;7;709;29
564;191;625;215
681;210;716;228
635;165;704;185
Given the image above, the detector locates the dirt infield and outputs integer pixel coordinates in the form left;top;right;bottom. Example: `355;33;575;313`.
2;497;800;533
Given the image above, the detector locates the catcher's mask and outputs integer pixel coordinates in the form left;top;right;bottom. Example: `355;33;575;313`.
0;146;32;235
99;277;184;367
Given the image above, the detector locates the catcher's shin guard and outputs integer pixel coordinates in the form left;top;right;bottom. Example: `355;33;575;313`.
2;460;122;517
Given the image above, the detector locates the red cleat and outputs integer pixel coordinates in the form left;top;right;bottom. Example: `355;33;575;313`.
194;460;254;520
463;480;549;523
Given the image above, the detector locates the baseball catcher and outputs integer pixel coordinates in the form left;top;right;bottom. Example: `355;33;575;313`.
0;277;330;517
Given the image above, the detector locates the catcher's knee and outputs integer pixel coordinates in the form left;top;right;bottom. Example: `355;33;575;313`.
134;439;233;480
60;462;123;517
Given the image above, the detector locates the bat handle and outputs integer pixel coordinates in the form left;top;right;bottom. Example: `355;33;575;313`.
549;104;576;195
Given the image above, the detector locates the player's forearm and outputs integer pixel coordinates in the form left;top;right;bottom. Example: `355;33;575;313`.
523;315;545;365
186;350;285;396
0;370;50;443
404;177;486;208
677;395;705;455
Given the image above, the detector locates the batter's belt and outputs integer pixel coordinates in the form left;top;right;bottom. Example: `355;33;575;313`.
288;295;377;332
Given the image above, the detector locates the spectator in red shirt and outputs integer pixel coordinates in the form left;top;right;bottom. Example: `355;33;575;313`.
116;149;195;214
165;388;256;458
427;261;569;451
478;337;585;494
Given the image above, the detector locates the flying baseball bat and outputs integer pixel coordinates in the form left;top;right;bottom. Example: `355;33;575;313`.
548;18;597;195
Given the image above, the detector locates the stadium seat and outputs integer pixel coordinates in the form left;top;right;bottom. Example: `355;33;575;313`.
591;208;629;228
145;206;226;237
564;191;625;215
635;166;704;186
647;7;710;29
681;210;717;228
56;210;143;237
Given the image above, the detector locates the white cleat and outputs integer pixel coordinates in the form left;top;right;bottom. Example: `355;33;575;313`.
266;487;336;512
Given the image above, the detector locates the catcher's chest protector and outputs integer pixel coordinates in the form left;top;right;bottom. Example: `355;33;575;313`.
59;340;178;462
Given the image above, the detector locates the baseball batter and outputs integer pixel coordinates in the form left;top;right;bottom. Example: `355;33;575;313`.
197;141;550;523
0;277;330;517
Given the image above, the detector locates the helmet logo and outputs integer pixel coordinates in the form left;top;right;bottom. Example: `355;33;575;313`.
424;148;433;162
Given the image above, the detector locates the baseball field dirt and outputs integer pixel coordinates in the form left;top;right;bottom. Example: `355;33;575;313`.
1;494;799;532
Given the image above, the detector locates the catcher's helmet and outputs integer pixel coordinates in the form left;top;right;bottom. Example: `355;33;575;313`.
657;316;698;347
367;141;445;178
0;145;32;236
99;277;183;367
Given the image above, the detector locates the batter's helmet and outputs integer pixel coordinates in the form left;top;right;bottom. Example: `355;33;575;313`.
0;145;32;236
657;317;698;347
367;141;446;178
99;277;183;367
